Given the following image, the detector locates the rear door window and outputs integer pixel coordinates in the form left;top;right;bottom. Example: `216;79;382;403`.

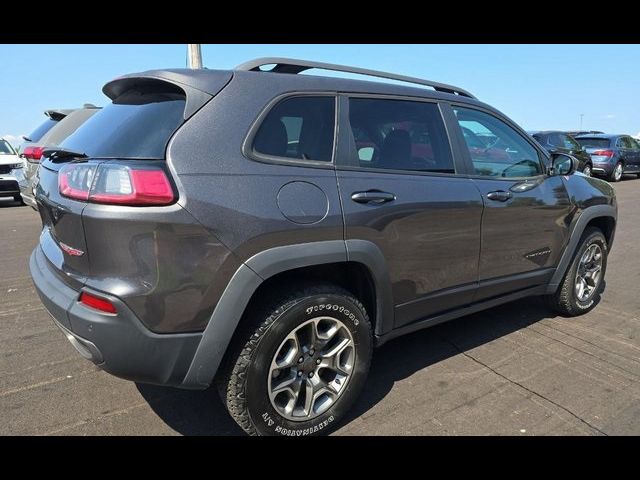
347;98;454;173
252;96;336;162
60;89;186;159
620;137;634;149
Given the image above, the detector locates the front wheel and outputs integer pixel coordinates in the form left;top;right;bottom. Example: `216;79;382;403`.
219;285;373;436
582;164;592;177
609;162;623;182
545;227;607;316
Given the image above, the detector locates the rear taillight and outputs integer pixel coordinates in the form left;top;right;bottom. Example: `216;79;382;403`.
79;291;117;314
58;163;175;206
592;149;615;158
59;163;95;201
23;146;45;162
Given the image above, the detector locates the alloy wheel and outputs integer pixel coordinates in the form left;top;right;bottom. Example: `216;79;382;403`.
575;244;603;302
613;163;623;181
268;316;355;421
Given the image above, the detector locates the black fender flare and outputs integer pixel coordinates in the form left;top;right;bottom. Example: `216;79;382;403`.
546;204;617;294
180;239;393;389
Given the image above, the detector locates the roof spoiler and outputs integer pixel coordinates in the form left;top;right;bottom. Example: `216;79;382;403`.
44;109;74;121
102;72;233;120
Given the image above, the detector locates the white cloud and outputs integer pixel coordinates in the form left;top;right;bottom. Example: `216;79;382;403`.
1;134;26;148
604;114;616;120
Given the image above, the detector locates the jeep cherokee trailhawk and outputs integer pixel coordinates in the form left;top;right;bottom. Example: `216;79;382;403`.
30;58;617;435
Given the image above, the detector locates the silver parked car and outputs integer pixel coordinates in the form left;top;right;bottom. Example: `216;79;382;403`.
19;105;100;208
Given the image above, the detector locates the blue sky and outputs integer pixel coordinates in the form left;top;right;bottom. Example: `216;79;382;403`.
1;44;638;145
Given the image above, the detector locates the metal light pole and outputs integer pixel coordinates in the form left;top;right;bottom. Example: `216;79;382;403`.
579;113;584;131
187;44;203;69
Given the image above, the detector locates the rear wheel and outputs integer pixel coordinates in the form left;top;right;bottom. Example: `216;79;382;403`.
219;284;373;436
609;162;623;182
545;227;607;316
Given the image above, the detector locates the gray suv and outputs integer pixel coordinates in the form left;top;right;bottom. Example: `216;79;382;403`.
29;58;617;436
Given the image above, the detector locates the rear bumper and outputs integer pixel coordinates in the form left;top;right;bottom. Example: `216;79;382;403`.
18;180;36;208
29;246;204;388
592;163;613;176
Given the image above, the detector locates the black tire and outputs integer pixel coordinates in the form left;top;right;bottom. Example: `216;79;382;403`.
609;162;623;182
13;195;24;205
545;227;607;316
218;284;373;436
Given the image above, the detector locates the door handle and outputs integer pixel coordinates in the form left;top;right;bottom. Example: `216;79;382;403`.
486;190;513;202
351;190;396;204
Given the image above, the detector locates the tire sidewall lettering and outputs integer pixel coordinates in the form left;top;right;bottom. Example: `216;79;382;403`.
261;412;335;436
306;303;359;326
247;294;371;436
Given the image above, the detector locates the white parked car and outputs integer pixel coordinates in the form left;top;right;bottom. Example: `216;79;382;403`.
0;138;25;204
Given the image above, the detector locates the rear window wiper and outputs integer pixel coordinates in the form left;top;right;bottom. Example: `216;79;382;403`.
42;147;88;160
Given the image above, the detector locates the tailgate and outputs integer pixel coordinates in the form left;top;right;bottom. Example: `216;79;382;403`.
35;158;98;289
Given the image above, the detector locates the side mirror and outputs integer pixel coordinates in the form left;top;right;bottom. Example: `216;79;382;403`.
549;152;578;176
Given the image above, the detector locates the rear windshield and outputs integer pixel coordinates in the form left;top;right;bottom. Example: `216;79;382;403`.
576;137;611;149
60;89;186;159
27;118;59;143
39;109;99;147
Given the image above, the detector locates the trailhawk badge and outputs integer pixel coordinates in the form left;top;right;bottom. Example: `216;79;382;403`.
524;247;551;266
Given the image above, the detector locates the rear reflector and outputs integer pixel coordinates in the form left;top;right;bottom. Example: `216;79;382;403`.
79;292;117;314
59;162;175;206
23;146;45;162
592;149;614;158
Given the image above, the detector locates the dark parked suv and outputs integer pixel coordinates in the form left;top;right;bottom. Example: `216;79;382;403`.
30;58;617;436
530;130;593;176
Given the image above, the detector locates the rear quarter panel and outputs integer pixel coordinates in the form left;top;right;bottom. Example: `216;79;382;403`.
81;202;241;333
167;74;344;264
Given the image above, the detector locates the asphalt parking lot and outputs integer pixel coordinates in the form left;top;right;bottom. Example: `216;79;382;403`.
2;179;640;436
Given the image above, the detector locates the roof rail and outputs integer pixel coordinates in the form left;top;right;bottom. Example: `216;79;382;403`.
235;57;476;99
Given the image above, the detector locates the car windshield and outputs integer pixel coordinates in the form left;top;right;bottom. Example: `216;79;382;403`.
0;139;15;155
576;138;611;149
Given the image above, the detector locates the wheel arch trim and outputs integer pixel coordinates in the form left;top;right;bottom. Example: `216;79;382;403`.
546;204;617;294
180;239;393;389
